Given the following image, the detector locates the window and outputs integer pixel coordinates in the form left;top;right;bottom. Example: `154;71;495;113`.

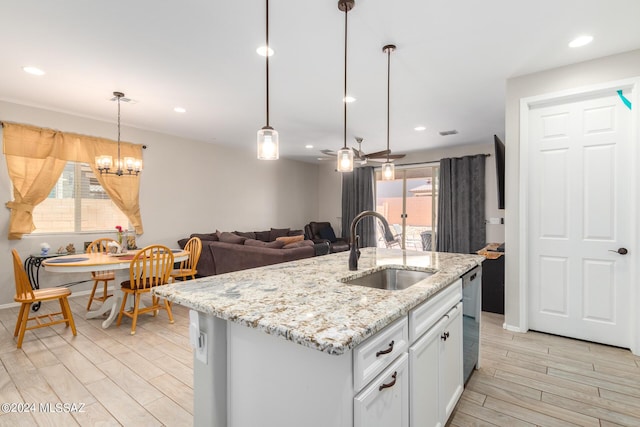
32;162;129;233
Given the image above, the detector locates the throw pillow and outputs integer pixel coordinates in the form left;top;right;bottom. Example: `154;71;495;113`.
190;232;219;241
219;232;247;244
275;235;304;245
254;230;271;242
283;240;314;249
244;239;285;249
318;226;337;243
270;227;290;241
234;231;256;240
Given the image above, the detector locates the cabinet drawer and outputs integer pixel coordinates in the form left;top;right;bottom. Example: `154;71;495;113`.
354;316;408;391
409;279;462;342
354;352;409;427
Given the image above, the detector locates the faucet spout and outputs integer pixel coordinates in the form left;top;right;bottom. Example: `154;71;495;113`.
349;210;395;271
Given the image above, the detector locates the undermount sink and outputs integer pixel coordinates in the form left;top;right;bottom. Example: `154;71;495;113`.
341;268;434;291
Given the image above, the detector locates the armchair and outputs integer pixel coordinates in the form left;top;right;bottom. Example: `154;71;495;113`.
304;221;350;253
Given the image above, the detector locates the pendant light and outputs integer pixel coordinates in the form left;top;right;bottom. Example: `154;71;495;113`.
257;0;279;160
381;44;396;181
336;0;355;173
96;91;142;176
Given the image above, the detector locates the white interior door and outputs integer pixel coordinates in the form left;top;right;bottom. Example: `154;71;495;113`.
527;89;634;348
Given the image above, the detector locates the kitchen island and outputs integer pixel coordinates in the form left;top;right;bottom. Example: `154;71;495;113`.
153;247;484;427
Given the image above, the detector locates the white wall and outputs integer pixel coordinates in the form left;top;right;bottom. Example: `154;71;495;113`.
0;101;319;306
316;141;506;244
504;49;640;330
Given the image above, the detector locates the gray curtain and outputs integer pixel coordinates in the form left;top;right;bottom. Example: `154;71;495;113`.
436;154;486;253
341;167;376;247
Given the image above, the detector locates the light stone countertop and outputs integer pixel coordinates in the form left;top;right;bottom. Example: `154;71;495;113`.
153;248;484;355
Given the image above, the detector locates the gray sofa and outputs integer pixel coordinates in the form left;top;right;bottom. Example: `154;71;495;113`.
178;228;315;277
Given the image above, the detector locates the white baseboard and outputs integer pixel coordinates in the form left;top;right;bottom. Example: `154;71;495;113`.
503;322;527;333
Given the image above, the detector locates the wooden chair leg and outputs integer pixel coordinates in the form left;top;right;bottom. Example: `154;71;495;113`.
102;281;110;300
61;297;77;335
116;292;129;326
130;293;141;335
87;280;99;310
164;298;174;324
16;303;31;348
14;303;27;336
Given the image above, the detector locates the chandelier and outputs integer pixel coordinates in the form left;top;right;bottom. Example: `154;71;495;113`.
96;91;142;176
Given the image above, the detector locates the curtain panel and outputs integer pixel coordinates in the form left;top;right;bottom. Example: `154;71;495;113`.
341;167;376;247
2;122;144;239
436;154;486;254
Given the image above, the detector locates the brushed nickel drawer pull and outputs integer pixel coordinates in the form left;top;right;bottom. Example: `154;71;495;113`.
378;371;398;391
376;340;395;357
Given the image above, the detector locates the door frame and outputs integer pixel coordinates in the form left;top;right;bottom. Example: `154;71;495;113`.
518;77;640;354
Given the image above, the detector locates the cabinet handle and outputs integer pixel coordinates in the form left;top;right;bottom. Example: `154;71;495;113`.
470;273;477;281
441;331;450;341
378;371;397;391
376;340;395;357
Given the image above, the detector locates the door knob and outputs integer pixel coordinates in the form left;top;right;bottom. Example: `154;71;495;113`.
609;248;628;255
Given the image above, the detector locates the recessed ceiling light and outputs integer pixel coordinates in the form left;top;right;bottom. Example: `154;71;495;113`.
256;46;274;57
343;96;356;103
174;107;186;113
569;35;593;48
22;66;45;76
414;126;426;131
305;144;314;149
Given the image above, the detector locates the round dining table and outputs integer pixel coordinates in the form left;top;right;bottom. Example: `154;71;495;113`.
42;249;189;328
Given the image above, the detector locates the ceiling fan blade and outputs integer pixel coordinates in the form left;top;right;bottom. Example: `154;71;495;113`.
387;154;406;159
320;149;336;156
365;149;391;158
351;147;365;160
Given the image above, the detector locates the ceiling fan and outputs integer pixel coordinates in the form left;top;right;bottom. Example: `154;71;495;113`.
320;137;405;164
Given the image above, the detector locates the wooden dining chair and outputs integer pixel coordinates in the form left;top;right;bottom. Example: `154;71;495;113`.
170;236;202;282
116;245;174;335
86;237;116;310
12;249;77;348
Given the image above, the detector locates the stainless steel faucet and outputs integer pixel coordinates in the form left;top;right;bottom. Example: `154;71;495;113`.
349;210;395;271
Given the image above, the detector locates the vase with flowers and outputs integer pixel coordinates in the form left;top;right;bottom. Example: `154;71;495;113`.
115;225;123;246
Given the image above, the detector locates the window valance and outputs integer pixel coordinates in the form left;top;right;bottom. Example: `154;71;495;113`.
2;122;144;239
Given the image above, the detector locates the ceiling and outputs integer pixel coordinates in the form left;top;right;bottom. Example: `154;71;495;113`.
2;1;640;163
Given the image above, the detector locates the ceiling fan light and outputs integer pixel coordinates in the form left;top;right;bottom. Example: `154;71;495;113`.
337;147;354;172
257;127;279;160
382;162;395;180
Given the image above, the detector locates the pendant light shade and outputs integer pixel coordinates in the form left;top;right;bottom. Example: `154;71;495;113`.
257;0;279;160
381;44;396;181
337;0;355;173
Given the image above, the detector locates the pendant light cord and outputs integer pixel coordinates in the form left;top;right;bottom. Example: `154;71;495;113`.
386;47;390;162
265;0;270;127
117;93;121;169
343;6;348;150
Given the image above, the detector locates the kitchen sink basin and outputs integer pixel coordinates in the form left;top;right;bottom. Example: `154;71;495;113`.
341;268;434;291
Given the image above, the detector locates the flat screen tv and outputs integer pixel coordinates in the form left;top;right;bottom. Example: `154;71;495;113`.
494;135;505;210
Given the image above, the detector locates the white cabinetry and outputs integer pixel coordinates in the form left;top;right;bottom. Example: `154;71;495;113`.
409;281;463;427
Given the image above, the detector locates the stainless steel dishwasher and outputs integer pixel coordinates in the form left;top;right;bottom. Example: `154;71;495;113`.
462;266;481;383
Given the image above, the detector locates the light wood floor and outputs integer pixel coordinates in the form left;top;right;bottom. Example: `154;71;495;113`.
1;296;639;426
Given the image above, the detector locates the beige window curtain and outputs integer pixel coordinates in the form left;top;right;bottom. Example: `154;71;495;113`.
2;122;144;240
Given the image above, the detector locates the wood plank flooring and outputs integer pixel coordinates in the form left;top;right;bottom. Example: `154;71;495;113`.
448;312;640;427
1;295;639;426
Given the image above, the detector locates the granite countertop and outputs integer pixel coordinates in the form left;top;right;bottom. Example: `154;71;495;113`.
153;248;484;355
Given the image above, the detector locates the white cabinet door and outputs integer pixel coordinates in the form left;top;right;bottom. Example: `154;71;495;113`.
439;303;463;422
354;353;409;427
409;315;447;427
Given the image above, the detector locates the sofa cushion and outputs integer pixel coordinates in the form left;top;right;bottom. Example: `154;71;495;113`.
219;232;247;244
318;226;337;243
245;239;285;249
190;232;219;241
254;230;271;242
270;228;290;241
234;231;256;240
283;240;314;249
288;229;304;237
276;235;304;245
